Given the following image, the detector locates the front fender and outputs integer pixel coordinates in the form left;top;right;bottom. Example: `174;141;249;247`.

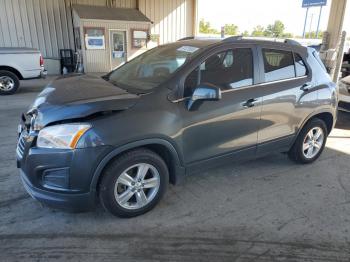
90;138;185;192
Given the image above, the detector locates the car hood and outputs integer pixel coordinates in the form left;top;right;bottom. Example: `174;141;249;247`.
26;74;140;128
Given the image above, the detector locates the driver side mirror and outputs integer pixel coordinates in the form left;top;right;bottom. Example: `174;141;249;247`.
187;83;222;110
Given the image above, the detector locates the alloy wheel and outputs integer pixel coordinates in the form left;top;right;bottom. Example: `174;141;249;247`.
302;127;324;159
114;163;160;210
0;76;15;91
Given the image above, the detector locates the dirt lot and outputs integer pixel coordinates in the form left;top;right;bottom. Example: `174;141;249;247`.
1;77;350;261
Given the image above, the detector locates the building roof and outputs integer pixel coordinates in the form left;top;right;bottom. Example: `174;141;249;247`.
73;4;151;23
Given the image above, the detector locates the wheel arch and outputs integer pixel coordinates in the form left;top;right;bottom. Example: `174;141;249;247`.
0;66;23;80
296;109;335;139
90;139;185;193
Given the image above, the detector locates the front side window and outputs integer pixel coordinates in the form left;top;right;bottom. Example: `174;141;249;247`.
262;49;295;82
184;48;253;97
294;53;308;77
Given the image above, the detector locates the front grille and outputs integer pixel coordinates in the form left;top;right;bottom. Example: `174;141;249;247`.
16;132;27;159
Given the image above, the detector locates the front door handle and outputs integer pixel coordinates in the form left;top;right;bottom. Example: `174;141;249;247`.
301;83;312;91
242;98;257;108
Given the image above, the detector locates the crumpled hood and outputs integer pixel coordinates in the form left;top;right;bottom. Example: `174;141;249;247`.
27;74;140;128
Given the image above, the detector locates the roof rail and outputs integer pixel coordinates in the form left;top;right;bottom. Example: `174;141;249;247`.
222;35;243;42
177;36;195;41
284;39;301;46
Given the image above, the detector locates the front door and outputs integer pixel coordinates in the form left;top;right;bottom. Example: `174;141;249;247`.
180;47;262;170
110;30;127;70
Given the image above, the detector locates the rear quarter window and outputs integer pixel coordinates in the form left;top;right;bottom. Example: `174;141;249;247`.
262;49;295;82
294;53;308;77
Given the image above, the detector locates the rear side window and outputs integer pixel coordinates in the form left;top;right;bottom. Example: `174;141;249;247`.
262;49;295;82
294;53;307;77
184;48;253;96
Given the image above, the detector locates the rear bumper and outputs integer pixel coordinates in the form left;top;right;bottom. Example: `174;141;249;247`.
40;69;47;78
20;169;95;211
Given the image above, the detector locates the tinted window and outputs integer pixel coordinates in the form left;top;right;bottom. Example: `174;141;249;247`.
294;53;307;77
262;49;295;82
184;48;253;96
108;43;200;93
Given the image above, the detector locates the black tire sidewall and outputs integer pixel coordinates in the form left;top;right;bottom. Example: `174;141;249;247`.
99;149;169;218
0;70;20;95
292;118;328;164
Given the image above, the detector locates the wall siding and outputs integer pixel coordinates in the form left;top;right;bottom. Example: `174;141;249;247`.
138;0;194;44
79;18;149;72
0;0;194;72
0;0;136;58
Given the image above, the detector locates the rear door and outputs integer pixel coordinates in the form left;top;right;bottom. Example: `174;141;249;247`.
177;45;262;169
256;45;315;154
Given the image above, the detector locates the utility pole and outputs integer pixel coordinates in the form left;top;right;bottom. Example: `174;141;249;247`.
316;6;323;38
302;7;309;38
309;13;314;38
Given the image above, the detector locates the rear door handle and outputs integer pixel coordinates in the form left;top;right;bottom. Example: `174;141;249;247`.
301;83;312;91
242;98;257;108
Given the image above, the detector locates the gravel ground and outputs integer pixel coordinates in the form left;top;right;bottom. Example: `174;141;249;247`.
1;77;350;261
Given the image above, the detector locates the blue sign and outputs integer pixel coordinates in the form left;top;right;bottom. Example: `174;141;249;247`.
302;0;327;7
88;38;103;46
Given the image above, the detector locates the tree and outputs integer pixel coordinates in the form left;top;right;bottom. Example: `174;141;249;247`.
199;19;219;34
264;20;285;38
242;30;250;37
224;24;239;36
304;31;324;39
199;19;211;33
282;32;294;38
251;25;265;37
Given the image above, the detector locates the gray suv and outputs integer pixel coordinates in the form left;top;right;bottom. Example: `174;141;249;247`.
17;37;337;217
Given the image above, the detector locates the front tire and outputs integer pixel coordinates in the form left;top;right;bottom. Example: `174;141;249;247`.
99;148;169;218
288;118;328;164
0;70;20;95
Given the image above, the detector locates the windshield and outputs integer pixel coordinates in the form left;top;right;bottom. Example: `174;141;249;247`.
107;43;200;93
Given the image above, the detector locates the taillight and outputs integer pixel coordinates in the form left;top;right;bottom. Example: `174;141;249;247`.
40;55;44;67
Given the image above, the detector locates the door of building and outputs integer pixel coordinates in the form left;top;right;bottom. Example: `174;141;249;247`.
110;30;127;70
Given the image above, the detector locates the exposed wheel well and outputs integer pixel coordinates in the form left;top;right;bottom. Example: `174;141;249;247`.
96;144;179;193
143;144;178;184
0;66;23;80
309;112;334;134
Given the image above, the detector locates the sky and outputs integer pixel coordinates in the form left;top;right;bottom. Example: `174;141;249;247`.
198;0;350;37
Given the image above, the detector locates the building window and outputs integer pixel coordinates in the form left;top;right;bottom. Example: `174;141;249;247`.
132;30;148;48
84;27;105;50
262;49;295;82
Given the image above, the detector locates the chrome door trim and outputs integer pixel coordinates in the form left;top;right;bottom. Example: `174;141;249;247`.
171;76;308;103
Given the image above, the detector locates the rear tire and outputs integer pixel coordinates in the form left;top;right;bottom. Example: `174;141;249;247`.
99;148;169;218
288;118;328;164
0;70;20;95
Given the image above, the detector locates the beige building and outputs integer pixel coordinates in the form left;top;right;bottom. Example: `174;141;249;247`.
0;0;196;74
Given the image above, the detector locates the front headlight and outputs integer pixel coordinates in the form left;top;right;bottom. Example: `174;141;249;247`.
37;124;91;149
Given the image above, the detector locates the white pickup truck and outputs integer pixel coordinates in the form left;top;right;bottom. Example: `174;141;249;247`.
0;47;46;95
